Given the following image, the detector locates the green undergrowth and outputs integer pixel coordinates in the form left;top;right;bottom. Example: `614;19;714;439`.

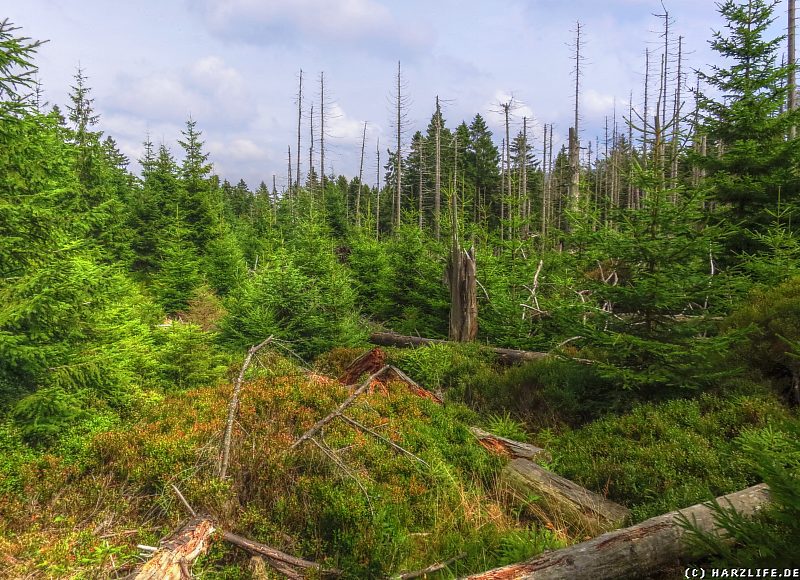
0;353;564;578
536;390;798;521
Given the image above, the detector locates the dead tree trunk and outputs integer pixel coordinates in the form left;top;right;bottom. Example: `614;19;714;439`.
502;458;630;534
133;517;215;580
368;332;548;364
465;484;770;580
791;0;797;139
447;245;478;342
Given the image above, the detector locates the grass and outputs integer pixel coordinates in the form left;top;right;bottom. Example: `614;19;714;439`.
0;353;564;578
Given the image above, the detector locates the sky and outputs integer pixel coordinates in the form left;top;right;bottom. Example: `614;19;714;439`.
3;0;792;189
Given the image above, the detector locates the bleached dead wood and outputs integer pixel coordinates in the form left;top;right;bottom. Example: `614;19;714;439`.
469;427;550;462
502;458;629;533
133;516;215;580
465;484;770;580
218;336;273;480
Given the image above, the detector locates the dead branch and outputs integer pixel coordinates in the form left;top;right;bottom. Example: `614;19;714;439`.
133;516;216;580
218;336;273;480
395;553;467;579
369;333;548;365
291;365;392;450
339;413;430;467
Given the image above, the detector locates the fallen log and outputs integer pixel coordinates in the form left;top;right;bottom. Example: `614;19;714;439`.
464;483;770;580
469;427;550;462
133;516;215;580
501;458;629;534
369;332;548;364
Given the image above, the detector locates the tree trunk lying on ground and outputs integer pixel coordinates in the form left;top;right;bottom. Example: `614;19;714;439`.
469;427;551;462
133;516;216;580
369;332;548;364
464;483;770;580
501;458;630;535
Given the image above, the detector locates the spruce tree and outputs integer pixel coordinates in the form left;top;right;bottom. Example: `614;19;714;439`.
696;0;800;244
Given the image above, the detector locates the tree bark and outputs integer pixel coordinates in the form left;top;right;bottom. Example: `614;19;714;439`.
469;427;550;462
447;245;478;342
368;332;547;364
464;483;770;580
501;459;629;533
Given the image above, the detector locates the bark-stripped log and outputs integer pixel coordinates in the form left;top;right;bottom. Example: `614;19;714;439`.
502;459;629;533
469;427;550;462
133;516;215;580
465;483;770;580
369;332;548;364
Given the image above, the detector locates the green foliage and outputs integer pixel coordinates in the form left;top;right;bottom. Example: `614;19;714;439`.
11;387;84;444
682;423;800;567
221;235;364;358
727;275;800;400
153;323;227;391
696;0;800;239
539;392;791;519
486;412;530;442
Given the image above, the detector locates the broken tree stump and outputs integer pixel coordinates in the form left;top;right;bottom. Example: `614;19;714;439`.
502;458;629;535
464;483;770;580
338;347;387;385
369;332;548;365
133;516;216;580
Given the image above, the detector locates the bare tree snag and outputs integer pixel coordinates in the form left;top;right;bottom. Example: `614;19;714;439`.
133;516;215;580
447;245;478;342
502;459;629;533
296;69;302;190
791;0;797;139
356;121;367;227
464;484;770;580
469;427;550;462
368;332;548;364
218;336;273;480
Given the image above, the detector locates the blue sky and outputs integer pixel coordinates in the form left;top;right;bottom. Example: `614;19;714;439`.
4;0;791;189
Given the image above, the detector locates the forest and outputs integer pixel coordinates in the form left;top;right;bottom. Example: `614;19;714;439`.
2;0;800;578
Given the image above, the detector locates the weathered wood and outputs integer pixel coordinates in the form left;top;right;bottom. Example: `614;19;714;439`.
223;531;322;571
219;336;273;479
395;553;467;579
338;347;386;385
465;483;770;580
502;459;629;533
369;332;548;364
133;516;215;580
386;364;443;403
469;427;550;462
447;243;478;342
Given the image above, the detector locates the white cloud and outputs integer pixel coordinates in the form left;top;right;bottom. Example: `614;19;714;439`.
582;89;616;118
108;56;254;128
196;0;432;54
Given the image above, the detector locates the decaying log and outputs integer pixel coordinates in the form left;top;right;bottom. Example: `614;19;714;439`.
469;427;550;462
464;483;770;580
133;516;215;580
369;332;547;364
502;459;629;533
338;347;386;385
